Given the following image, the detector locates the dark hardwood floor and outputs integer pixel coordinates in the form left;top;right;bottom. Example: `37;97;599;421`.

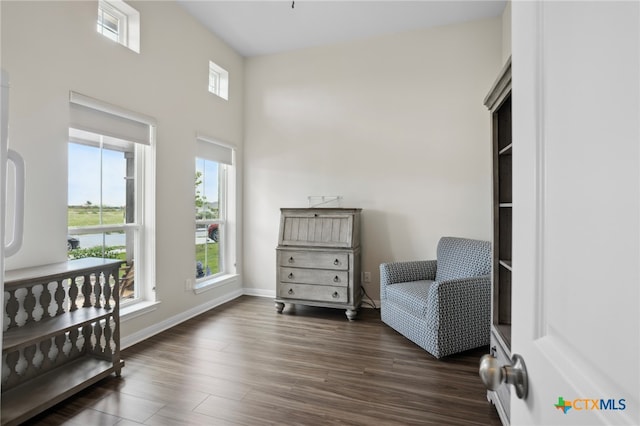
25;296;501;425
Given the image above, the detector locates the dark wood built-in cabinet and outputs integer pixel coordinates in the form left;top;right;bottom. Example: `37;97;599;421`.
495;94;512;346
1;258;124;426
484;57;512;425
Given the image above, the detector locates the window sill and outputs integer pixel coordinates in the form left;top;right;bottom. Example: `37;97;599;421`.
194;273;239;294
120;300;161;322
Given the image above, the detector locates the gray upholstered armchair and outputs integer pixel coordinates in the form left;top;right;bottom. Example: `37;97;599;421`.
380;237;492;359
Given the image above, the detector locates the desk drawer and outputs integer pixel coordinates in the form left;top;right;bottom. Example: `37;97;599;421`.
278;283;348;303
279;250;349;270
279;267;348;287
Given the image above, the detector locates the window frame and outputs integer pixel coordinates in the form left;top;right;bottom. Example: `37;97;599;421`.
195;158;227;283
68;92;156;310
208;61;229;100
193;136;237;292
97;0;140;53
97;1;127;44
67;135;144;307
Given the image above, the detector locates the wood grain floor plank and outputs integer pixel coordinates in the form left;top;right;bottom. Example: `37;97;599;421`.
25;296;501;426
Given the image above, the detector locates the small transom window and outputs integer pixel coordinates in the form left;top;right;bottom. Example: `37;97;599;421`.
97;0;140;53
208;61;229;100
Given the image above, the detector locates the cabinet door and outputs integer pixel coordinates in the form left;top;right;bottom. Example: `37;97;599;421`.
280;211;354;247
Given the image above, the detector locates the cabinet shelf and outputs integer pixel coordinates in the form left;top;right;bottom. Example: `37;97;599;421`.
1;357;124;426
498;143;513;155
3;307;113;353
499;260;512;271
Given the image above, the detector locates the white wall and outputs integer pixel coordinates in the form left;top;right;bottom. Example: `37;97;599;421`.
502;0;512;63
243;18;502;301
1;1;244;339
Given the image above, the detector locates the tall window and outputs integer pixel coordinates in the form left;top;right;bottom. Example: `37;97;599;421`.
68;131;137;300
195;136;234;287
97;0;140;53
195;158;222;280
68;92;155;304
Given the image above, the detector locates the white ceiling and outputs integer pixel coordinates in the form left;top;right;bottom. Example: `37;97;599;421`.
177;1;507;57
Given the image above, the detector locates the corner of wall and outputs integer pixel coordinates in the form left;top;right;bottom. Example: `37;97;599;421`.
502;0;512;64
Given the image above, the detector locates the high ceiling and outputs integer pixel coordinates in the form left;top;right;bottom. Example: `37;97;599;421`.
177;1;507;57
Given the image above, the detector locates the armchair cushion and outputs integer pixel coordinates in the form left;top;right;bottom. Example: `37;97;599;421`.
385;280;435;318
379;260;436;300
435;237;492;282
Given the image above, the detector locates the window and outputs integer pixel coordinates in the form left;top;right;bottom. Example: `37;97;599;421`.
195;158;223;280
194;136;235;289
97;0;140;53
208;61;229;100
97;1;126;43
68;92;155;306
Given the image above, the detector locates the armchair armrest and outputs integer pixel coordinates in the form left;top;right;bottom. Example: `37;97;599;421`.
380;260;437;300
426;274;492;348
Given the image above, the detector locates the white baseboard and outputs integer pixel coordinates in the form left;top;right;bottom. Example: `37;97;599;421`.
242;287;276;298
121;287;243;349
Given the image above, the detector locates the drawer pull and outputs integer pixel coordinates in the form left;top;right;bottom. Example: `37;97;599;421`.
332;291;339;298
333;276;340;283
288;273;294;279
333;259;340;265
288;257;294;263
288;288;294;295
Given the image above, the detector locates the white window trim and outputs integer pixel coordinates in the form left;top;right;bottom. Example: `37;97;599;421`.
68;93;156;309
193;135;237;292
195;160;226;284
194;273;239;294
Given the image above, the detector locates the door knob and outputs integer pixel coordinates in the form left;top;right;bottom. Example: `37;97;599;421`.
479;353;528;399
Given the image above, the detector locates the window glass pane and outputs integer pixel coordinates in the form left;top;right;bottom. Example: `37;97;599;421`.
69;136;136;300
195;159;219;220
67;232;126;259
68;143;101;226
195;158;221;280
196;225;220;278
97;8;120;42
68;141;129;226
66;231;132;299
102;146;128;223
209;69;220;94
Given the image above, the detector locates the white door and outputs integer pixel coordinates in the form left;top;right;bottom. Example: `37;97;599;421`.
510;1;639;425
